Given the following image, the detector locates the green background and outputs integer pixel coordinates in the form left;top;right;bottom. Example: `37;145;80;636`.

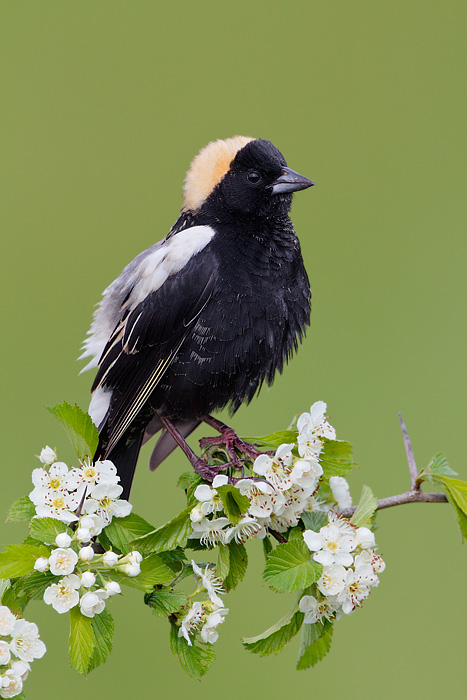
1;1;466;698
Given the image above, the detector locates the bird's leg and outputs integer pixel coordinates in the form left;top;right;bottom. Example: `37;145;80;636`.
156;413;226;482
201;415;263;461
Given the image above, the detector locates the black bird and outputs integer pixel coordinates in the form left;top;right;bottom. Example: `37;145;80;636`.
80;137;313;498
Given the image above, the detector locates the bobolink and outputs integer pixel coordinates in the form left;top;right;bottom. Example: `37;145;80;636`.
81;137;314;497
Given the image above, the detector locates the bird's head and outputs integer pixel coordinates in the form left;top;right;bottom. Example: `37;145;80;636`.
182;136;314;218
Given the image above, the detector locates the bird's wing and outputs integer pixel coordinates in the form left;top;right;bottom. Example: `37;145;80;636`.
91;229;217;455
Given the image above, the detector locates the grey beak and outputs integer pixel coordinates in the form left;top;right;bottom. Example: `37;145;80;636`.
271;167;315;195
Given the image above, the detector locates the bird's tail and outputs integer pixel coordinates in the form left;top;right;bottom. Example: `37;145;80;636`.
97;430;145;501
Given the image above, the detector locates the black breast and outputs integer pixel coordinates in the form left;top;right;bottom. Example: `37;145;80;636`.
153;217;311;419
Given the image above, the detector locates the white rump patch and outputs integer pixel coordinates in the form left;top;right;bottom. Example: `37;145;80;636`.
183;136;254;212
89;387;112;429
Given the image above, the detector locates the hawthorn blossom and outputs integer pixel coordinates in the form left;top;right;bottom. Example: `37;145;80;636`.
225;516;264;544
0;669;23;698
39;446;57;465
80;572;96;588
0;608;17;637
33;490;81;524
178;602;204;645
102;551;119;567
337;565;377;614
66;459;120;492
200;608;229;644
236;479;280;518
190;517;231;547
316;564;347;597
303;523;357;566
83;483;132;525
191;562;225;607
43;575;81;613
297;401;336;459
329;476;352;510
48;547;78;576
193;475;228;516
79;589;108;618
10;620;46;662
54;532;72;548
253;443;294;491
299;595;339;624
104;581;121;596
30;462;70;498
0;642;11;666
355;527;376;550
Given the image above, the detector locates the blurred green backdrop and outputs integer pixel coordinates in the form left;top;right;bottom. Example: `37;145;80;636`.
1;1;466;698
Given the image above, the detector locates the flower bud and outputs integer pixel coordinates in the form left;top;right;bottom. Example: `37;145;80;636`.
105;581;121;596
81;571;96;588
34;557;50;573
79;545;95;562
39;446;57;465
118;562;141;577
102;551;119;567
76;528;91;542
128;550;143;564
55;532;72;548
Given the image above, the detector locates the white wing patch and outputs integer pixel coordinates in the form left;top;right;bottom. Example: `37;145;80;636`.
89;387;112;429
79;225;215;372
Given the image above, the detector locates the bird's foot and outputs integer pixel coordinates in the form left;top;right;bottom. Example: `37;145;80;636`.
200;423;262;464
192;457;230;483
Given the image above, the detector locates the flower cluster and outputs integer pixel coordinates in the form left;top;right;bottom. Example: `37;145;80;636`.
30;446;132;525
300;512;385;620
0;605;46;698
190;402;337;545
177;562;229;646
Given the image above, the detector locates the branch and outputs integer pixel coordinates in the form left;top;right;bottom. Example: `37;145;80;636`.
339;489;448;518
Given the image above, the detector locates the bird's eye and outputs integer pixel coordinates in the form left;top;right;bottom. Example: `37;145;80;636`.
247;170;262;184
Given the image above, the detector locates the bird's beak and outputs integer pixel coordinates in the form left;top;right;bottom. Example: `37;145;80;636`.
271;167;315;195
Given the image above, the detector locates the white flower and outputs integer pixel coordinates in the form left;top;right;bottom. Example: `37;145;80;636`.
39;446;57;465
190;505;204;523
178;602;203;645
80;572;96;588
30;462;70;495
78;514;104;538
48;547;78;576
200;608;229;644
337;566;375;614
79;590;108;618
236;479;277;518
0;607;16;637
253;443;294;491
10;619;46;662
104;581;121;596
303;524;357;566
299;595;338;624
190;517;230;547
66;459;120;492
225;516;263;545
0;670;23;698
55;532;72;548
0;641;11;665
9;661;29;682
33;556;49;573
193;477;227;516
355;527;376;550
117;563;141;577
329;476;352;510
290;458;323;490
33;490;80;524
43;574;81;613
76;528;91;542
127;551;143;564
79;546;95;562
102;551;119;567
297;401;336;459
84;483;132;525
191;561;225;607
316;564;347;596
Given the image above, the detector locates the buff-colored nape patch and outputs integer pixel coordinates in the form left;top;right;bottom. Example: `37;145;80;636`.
182;136;254;211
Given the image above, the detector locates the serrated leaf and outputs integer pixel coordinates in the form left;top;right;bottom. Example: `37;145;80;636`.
216;484;250;524
6;496;36;522
243;607;304;656
432;475;467;539
29;518;72;545
177;472;193;492
14;571;57;601
297;621;333;669
69;607;95;675
288;527;304;541
217;544;230;581
169;621;216;678
131;508;193;554
320;439;356;479
224;542;248;591
242;430;298;450
118;553;174;592
47;402;99;461
1;583;28;616
301;511;329;532
104;512;155;554
262;536;273;558
423;453;457;479
0;544;50;578
263;541;322;592
351;485;377;528
87;609;114;673
145;587;187;616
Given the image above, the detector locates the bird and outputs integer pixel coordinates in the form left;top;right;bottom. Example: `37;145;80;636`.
80;136;314;499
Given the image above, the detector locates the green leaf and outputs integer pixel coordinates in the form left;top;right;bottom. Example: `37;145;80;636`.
0;544;50;578
351;485;377;528
263;541;322;592
1;583;28;616
297;620;333;669
169;621;216;678
320;439;356;479
177;472;193;492
431;475;467;539
47;402;99;461
301;511;328;532
243;607;304;656
87;609;114;673
69;607;95;675
422;453;457;479
288;526;304;541
217;544;230;581
132;507;193;554
14;571;57;601
185;474;204;507
118;553;174;592
145;587;187;616
262;536;273;558
104;512;155;554
242;430;298;450
6;496;36;522
29;518;72;545
224;542;248;591
216;484;250;524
